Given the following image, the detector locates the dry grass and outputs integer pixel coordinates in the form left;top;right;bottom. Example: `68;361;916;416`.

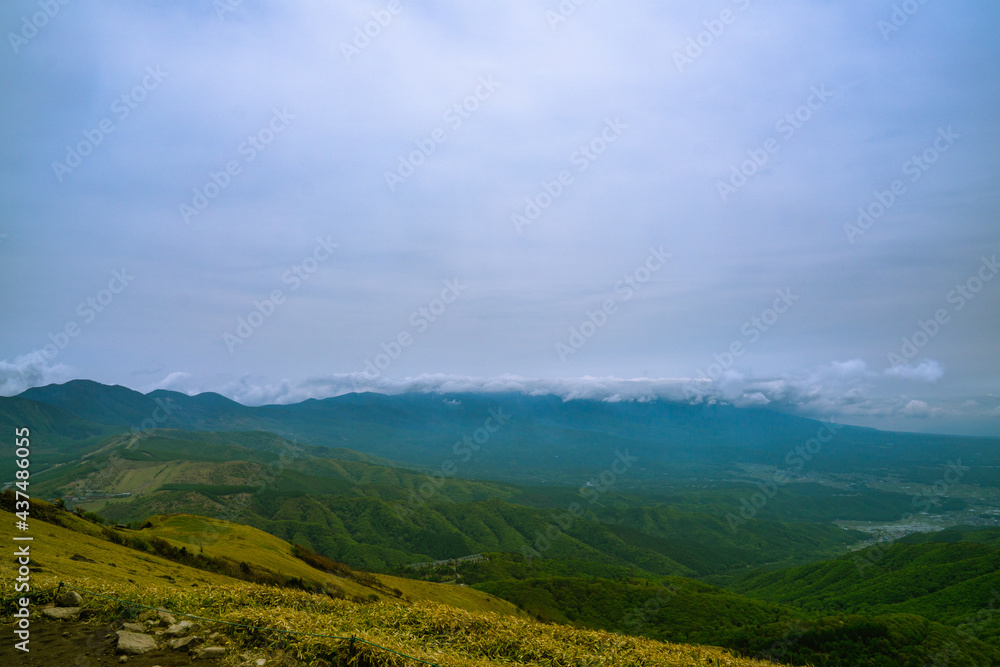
1;504;790;667
8;573;791;667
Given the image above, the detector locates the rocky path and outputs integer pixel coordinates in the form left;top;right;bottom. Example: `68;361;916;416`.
3;590;273;666
0;618;230;666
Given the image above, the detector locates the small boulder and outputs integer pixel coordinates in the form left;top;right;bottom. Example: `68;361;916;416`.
121;622;145;633
163;623;189;637
195;646;227;659
116;630;157;655
42;607;80;621
156;610;176;626
168;635;203;651
55;590;83;606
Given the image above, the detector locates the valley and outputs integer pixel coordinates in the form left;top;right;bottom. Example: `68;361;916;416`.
4;380;1000;665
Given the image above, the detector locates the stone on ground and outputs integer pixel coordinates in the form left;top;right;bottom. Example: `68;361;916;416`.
116;630;157;655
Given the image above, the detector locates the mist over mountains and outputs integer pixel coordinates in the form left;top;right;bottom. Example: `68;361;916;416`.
7;379;997;488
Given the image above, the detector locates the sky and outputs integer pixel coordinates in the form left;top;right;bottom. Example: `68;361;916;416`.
1;1;998;436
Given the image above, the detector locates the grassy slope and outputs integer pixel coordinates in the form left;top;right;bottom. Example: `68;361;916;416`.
140;513;520;616
0;506;787;667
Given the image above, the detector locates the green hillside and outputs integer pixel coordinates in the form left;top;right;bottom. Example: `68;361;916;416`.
732;529;1000;648
475;576;795;641
471;577;1000;667
0;500;787;667
32;429;864;578
0;396;118;480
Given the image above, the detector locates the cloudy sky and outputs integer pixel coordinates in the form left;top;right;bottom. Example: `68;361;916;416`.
1;1;998;436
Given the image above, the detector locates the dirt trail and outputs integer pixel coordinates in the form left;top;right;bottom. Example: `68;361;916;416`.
1;620;228;666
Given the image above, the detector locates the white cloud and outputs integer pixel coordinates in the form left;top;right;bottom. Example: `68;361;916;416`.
883;359;945;382
0;352;967;428
140;371;194;394
901;399;936;418
126;359;960;425
0;351;72;396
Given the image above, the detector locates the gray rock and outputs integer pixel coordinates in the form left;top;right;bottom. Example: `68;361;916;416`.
168;635;203;651
121;622;145;633
119;657;129;664
54;590;83;607
156;610;176;626
163;623;189;637
116;630;157;655
41;607;80;620
195;646;227;659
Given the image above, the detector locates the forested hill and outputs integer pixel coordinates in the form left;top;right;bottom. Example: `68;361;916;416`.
13;379;1000;486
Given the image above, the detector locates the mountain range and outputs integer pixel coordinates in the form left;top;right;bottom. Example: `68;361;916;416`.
5;379;1000;665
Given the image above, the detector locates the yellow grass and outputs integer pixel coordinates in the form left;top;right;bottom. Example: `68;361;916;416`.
1;507;790;667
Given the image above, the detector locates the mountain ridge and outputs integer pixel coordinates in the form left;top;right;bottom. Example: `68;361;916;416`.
13;379;1000;488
